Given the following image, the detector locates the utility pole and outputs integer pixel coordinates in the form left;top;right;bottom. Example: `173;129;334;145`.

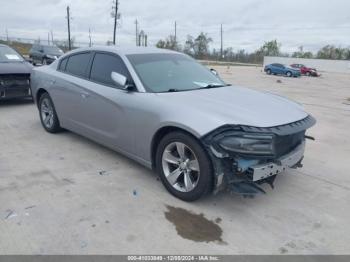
6;29;9;43
89;28;92;47
48;32;50;45
135;19;139;46
50;30;54;45
112;0;119;45
66;6;71;50
220;24;223;60
174;21;177;44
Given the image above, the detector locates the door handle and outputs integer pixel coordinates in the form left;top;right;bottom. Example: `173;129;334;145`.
49;79;56;85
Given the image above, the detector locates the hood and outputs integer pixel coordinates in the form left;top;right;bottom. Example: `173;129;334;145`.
156;86;308;129
0;61;33;75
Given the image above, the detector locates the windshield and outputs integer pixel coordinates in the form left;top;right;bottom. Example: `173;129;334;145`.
0;45;24;62
127;53;226;93
43;46;63;54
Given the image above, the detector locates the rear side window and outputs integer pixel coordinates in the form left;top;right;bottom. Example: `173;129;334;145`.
90;53;130;87
58;57;68;71
65;52;91;78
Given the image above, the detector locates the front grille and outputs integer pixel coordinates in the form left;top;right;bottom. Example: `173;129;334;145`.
0;74;30;87
274;131;305;157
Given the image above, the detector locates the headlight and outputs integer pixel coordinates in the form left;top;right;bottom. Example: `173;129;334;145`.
218;134;274;156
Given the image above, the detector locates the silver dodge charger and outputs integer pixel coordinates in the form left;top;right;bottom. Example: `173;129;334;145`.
30;46;316;201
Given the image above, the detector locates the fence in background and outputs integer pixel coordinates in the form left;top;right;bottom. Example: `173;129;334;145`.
264;56;350;73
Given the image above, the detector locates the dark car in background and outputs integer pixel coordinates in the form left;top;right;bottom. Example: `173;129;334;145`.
29;45;64;65
264;63;301;77
0;44;33;100
290;64;320;77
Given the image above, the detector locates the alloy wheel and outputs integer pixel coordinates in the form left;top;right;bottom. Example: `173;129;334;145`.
41;98;54;129
161;142;200;192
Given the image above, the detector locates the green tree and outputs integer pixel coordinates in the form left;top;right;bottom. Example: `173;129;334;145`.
258;40;281;57
156;35;180;51
316;45;347;60
183;35;195;55
184;33;212;59
194;32;212;59
292;46;313;59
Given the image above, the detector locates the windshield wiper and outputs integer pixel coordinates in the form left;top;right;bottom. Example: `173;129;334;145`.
166;88;179;92
198;83;231;89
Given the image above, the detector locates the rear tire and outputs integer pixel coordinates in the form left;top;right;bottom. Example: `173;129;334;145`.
306;72;311;76
155;131;213;202
38;92;62;133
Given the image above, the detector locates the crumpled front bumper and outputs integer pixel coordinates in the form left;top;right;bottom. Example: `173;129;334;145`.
0;84;32;100
249;142;305;182
202;115;316;195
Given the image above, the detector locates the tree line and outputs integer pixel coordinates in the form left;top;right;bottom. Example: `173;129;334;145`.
156;33;350;64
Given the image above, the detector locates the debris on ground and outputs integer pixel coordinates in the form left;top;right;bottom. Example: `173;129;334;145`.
133;189;137;196
277;79;282;83
25;205;36;210
4;210;17;220
279;247;288;254
98;170;110;176
80;241;88;248
62;178;75;184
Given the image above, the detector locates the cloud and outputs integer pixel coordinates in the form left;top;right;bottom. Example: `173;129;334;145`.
0;0;349;52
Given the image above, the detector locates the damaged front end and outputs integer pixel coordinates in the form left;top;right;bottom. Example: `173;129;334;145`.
202;115;316;196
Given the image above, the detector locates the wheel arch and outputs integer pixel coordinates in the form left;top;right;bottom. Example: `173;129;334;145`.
150;125;202;170
36;88;48;108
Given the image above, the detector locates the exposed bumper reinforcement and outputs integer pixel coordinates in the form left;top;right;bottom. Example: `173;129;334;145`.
250;141;305;182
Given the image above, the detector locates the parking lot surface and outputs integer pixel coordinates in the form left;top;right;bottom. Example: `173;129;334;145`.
0;66;349;254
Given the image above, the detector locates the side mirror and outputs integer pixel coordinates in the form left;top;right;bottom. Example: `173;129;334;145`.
210;68;218;76
111;72;134;91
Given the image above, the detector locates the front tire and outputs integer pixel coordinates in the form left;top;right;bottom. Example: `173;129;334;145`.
156;132;213;201
286;71;292;77
39;92;62;133
266;69;271;75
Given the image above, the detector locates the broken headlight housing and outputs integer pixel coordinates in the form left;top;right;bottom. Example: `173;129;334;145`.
218;133;275;156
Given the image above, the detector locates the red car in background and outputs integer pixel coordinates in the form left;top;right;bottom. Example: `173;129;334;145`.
290;64;320;77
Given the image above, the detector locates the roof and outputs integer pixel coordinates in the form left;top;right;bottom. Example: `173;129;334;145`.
67;45;180;56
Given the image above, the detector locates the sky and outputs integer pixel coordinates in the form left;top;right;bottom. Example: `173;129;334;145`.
1;0;350;53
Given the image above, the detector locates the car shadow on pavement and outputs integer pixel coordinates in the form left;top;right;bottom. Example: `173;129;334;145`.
0;98;34;107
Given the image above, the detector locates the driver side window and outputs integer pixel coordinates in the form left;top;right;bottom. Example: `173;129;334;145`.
90;52;131;88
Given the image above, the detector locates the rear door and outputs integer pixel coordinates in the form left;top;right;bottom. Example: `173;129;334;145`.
50;52;93;129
